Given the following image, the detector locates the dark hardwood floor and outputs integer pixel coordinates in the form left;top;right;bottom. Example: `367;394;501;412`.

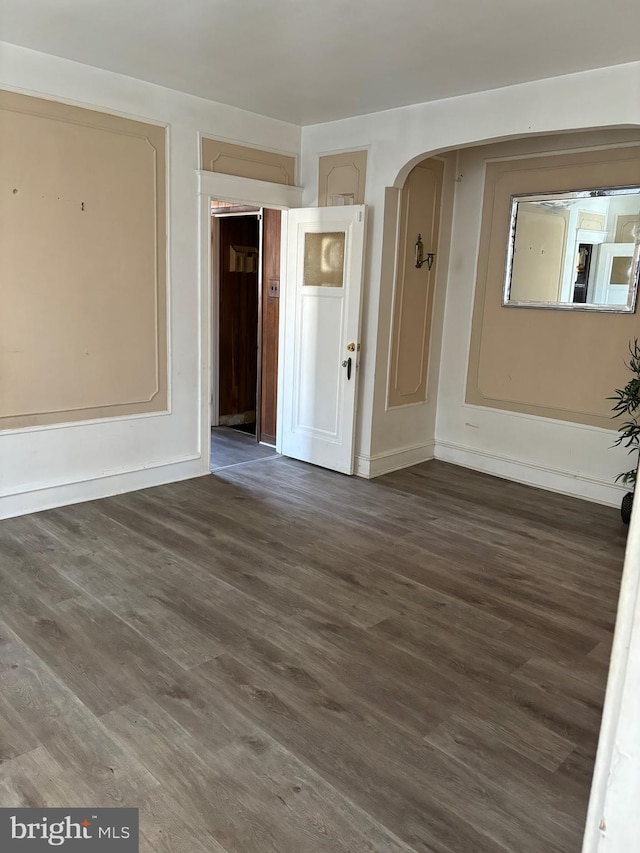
210;426;278;471
0;458;626;852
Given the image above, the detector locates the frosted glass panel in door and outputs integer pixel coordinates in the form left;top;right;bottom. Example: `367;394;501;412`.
303;232;345;287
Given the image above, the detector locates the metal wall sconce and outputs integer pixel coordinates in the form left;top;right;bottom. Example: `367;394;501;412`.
415;234;435;270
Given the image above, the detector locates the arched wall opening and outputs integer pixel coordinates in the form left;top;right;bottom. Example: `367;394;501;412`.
371;126;640;504
298;62;640;478
392;124;640;189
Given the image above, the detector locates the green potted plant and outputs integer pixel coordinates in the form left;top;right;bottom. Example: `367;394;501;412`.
610;339;640;524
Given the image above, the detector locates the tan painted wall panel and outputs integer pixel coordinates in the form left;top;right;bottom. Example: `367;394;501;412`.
0;91;167;430
201;137;295;185
318;150;367;206
467;145;640;428
616;214;639;242
510;205;567;302
388;158;444;408
579;212;606;231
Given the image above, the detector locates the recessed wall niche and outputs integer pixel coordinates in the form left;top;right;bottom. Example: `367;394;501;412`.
388;157;444;407
466;141;640;428
0;91;167;430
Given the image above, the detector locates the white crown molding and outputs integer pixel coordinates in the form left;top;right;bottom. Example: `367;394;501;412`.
196;170;303;209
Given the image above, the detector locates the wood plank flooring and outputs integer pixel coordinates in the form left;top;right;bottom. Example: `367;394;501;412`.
0;458;626;852
210;426;278;471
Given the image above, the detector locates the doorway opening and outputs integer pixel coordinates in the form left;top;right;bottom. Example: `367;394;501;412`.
217;207;259;437
210;201;282;470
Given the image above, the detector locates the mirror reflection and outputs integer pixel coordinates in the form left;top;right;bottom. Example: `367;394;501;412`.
504;186;640;312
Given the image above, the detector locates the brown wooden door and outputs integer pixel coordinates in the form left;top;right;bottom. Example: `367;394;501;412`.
218;216;259;430
259;208;281;445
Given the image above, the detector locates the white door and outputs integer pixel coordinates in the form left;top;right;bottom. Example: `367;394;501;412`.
281;205;366;474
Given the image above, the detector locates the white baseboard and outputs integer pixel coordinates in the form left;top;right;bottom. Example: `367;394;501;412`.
0;454;205;520
435;439;626;507
355;441;435;479
3;439;624;517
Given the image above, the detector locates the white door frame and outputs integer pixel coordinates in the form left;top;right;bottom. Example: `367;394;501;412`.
197;170;303;474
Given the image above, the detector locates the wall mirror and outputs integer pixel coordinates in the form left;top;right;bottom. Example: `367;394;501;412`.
503;186;640;312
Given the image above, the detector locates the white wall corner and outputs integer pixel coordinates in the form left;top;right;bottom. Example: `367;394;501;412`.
435;439;626;507
355;441;435;479
582;465;640;853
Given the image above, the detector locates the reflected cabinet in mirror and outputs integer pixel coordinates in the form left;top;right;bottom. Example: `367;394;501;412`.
503;186;640;312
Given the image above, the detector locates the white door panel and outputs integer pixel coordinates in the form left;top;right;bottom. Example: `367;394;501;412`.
295;293;343;435
281;205;366;474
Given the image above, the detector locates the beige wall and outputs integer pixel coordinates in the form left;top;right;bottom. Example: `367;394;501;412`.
509;204;568;303
317;150;367;206
467;143;640;429
388;157;444;407
0;91;167;430
201;137;296;185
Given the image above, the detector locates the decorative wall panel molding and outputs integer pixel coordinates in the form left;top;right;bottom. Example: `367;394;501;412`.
201;137;296;186
0;90;167;430
388;158;443;408
466;144;640;429
318;149;367;207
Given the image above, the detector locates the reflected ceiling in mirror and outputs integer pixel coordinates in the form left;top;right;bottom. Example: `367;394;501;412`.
503;186;640;312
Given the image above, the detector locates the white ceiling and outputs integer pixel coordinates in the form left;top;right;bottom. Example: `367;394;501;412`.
2;0;640;126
